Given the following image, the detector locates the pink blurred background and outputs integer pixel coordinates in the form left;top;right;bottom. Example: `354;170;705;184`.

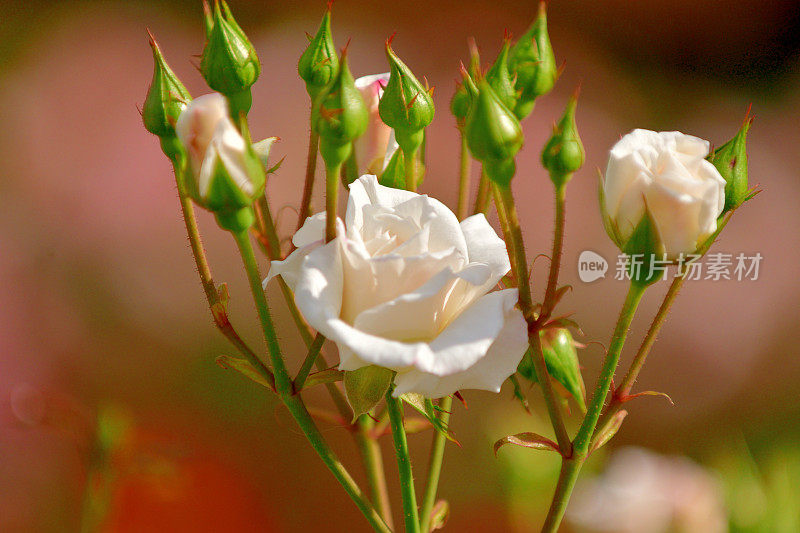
1;0;799;531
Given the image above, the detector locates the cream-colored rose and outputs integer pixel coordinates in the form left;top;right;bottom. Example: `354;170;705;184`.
354;74;398;174
266;175;527;398
602;129;726;258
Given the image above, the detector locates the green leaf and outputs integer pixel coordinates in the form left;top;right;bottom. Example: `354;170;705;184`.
589;410;628;455
344;366;393;422
216;355;275;391
493;432;561;456
400;393;460;446
298;367;345;392
429;499;450;531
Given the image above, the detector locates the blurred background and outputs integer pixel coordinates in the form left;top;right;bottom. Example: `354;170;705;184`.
1;0;799;531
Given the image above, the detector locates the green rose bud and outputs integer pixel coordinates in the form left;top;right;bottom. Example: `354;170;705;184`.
313;50;369;169
518;328;586;413
450;37;482;125
541;90;584;188
508;1;557;119
378;40;435;155
450;82;471;124
486;35;517;112
298;4;340;100
143;32;192;160
709;112;752;212
464;78;523;185
200;0;260;114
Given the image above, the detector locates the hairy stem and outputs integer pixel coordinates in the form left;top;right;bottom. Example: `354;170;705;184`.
540;281;647;532
540;184;567;322
297;123;320;231
386;390;421;533
357;414;395;529
326;163;341;242
473;170;491;215
293;332;326;391
593;275;685;441
456;133;472;221
419;395;452;532
233;231;390;532
171;160;274;387
494;184;571;452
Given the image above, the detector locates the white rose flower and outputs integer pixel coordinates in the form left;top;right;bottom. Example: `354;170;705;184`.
354;73;399;174
266;175;527;398
602;129;726;259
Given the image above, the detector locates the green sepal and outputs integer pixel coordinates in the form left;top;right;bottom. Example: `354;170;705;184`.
298;5;340;100
541;92;584;185
508;2;557;118
379;43;435;136
517;328;586;412
622;209;665;286
344;366;394;422
486;37;517;112
709;113;752;213
465;79;523;166
200;0;260;97
379;149;406;189
143;34;191;143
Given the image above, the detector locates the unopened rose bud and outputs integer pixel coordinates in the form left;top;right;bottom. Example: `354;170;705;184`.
518;328;586;412
601;130;726;282
143;33;192;160
541;91;584;188
354;73;398;174
465;78;523;185
378;41;435;156
298;4;339;100
450;39;481;126
313;51;369;170
486;36;517;112
175;93;266;232
709;113;752;212
200;0;260;116
508;1;557;119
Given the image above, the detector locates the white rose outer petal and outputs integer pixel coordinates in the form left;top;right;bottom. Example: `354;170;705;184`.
267;175;527;398
603;129;726;258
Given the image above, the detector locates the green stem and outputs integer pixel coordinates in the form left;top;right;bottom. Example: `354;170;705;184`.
456;133;471;221
540;184;567;323
419;395;452;533
593;274;685;441
386;390;421;533
171;160;275;387
404;147;420;192
326;163;341;242
357;414;395;529
297;121;320;231
494;184;571;453
294;332;326;391
473;170;491;215
540;281;647;533
232;230;390;533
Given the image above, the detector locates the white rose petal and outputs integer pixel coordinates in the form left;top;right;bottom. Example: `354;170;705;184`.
266;175;527;398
